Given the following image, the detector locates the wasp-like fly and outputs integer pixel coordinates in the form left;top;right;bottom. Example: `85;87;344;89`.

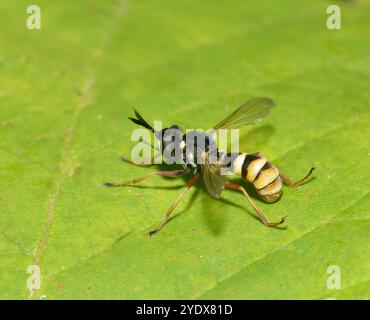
104;97;315;236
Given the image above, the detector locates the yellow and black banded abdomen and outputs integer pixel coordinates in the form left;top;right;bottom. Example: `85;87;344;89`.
231;152;282;203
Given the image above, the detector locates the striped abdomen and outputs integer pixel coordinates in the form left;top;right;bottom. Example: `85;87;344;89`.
231;152;282;203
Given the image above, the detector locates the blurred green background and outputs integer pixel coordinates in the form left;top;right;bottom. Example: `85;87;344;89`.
0;0;369;299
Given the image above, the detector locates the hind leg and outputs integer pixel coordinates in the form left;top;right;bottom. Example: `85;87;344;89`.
280;165;315;189
225;182;287;228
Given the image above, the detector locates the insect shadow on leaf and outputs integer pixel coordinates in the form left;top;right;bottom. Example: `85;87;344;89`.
239;124;276;153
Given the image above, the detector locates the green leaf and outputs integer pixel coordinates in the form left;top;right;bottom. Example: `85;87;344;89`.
1;0;369;299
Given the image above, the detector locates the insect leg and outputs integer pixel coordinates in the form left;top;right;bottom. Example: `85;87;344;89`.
224;181;287;227
148;175;199;237
120;156;152;167
103;169;187;187
139;137;160;151
279;165;316;189
120;138;161;167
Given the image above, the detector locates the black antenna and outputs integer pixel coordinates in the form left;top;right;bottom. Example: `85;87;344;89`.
128;109;154;132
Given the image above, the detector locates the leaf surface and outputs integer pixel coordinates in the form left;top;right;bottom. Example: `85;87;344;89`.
0;0;369;299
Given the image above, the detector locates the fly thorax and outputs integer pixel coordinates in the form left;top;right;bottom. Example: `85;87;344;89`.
160;126;184;165
183;131;218;166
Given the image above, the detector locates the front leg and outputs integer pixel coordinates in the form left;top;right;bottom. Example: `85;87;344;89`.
120;156;152;167
103;169;188;187
148;175;199;236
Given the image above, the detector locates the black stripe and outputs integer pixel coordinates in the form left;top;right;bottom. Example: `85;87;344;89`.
225;152;240;167
241;153;260;178
253;161;272;182
257;175;280;191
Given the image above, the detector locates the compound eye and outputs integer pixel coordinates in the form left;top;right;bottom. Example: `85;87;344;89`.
170;124;182;131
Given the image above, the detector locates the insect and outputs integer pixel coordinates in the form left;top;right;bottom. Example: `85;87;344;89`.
103;97;315;236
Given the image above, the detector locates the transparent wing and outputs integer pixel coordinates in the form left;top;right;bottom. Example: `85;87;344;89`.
213;97;275;131
200;161;228;199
